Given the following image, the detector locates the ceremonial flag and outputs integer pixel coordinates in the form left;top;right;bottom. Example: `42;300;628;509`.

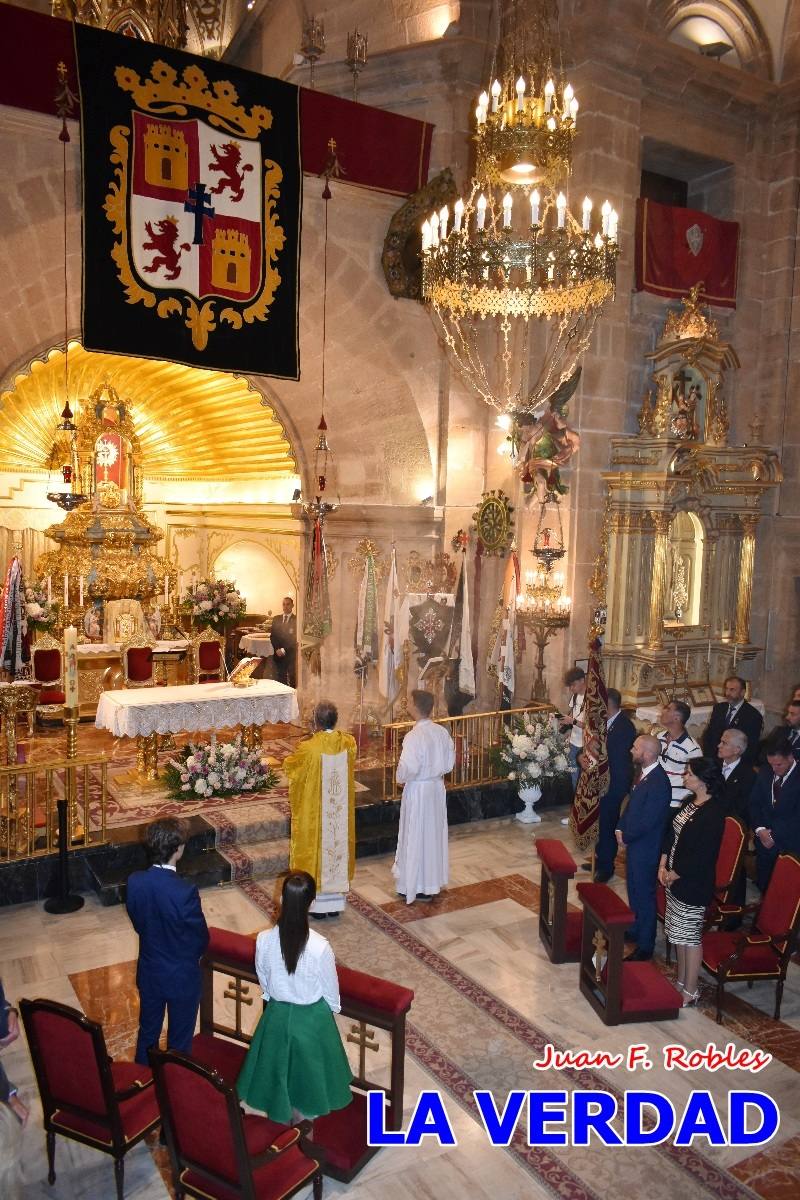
447;554;475;698
354;551;379;677
378;548;400;704
75;23;301;376
568;638;610;853
487;553;520;709
301;516;332;675
635;198;739;309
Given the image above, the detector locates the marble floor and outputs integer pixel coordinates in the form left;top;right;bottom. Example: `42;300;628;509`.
1;808;799;1200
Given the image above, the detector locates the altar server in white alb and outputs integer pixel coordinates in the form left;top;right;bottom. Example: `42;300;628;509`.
393;689;456;905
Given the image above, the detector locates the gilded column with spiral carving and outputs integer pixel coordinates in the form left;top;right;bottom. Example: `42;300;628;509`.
734;515;758;643
647;512;671;649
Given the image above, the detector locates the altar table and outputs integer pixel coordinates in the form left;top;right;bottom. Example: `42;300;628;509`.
76;640;191;719
95;680;298;779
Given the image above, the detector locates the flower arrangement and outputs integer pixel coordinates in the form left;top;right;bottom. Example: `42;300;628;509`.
181;577;246;631
492;713;570;789
164;734;278;801
23;580;59;633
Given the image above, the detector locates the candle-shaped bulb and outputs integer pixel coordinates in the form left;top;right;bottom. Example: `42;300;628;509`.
430;210;439;245
439;205;449;238
502;192;513;228
544;77;555;111
570;97;579;123
515;75;525;112
479;90;489;110
453;198;464;232
601;199;611;236
594;232;603;249
475;104;483;125
547;115;556;132
556;192;566;228
421;219;431;251
491;78;501;111
530;188;540;225
563;82;574;114
582;195;592;231
476;193;487;231
609;208;619;240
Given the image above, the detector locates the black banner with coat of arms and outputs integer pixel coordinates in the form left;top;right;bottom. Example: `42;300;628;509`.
75;24;301;377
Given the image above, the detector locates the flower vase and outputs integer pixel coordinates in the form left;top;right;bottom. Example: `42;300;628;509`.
517;784;543;824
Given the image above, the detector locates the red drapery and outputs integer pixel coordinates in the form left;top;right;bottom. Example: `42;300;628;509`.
0;2;432;198
635;198;739;309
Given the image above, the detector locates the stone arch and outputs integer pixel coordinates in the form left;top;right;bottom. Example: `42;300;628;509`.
648;0;774;78
210;538;297;616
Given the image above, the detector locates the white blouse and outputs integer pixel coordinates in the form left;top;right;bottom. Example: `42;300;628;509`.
254;926;341;1012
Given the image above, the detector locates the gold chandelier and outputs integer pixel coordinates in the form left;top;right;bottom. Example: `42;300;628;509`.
421;0;619;414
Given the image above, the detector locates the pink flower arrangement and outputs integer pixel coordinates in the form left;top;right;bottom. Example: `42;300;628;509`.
164;734;277;801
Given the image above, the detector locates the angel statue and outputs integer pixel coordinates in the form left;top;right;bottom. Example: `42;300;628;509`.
514;368;582;502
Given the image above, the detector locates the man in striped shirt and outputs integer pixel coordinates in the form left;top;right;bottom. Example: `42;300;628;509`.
657;700;702;808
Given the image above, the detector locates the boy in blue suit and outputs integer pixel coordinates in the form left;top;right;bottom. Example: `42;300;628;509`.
616;734;672;961
126;819;209;1066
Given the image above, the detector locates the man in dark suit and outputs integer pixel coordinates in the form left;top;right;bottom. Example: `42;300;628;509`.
767;701;800;761
718;728;757;822
593;688;636;883
126;819;209;1066
270;595;298;688
702;676;762;766
749;734;800;892
616;734;672;961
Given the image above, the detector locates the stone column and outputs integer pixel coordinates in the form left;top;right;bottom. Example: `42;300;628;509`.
734;514;758;644
647;512;671;650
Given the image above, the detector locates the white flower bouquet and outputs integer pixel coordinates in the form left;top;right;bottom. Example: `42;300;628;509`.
180;577;246;631
24;580;59;633
493;713;571;788
164;734;278;801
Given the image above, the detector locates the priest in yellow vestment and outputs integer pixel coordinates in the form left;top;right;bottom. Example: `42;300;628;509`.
284;700;357;916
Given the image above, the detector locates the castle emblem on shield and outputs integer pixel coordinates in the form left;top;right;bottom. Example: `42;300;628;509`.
103;60;287;351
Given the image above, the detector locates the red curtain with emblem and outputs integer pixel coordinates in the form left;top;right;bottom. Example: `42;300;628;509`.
635;198;739;308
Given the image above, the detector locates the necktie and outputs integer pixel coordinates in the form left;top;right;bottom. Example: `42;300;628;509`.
791;729;799;746
726;704;735;725
283;615;287;624
772;776;783;807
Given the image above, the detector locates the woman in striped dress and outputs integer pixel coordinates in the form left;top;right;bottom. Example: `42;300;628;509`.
659;757;726;1006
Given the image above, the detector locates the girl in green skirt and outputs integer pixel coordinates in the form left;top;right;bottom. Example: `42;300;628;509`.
237;871;353;1124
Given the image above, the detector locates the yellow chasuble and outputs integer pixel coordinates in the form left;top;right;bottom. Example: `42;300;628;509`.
285;730;357;888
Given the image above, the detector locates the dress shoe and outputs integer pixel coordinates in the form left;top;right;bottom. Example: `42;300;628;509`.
593;872;612;884
310;912;329;921
626;948;653;962
416;893;435;902
580;863;592;872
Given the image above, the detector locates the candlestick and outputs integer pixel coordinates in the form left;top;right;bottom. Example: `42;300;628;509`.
64;625;79;709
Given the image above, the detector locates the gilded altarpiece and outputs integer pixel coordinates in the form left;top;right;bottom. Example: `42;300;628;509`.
601;291;781;707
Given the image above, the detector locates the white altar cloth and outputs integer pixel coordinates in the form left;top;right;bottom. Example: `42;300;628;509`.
78;640;189;656
238;634;274;658
95;679;298;738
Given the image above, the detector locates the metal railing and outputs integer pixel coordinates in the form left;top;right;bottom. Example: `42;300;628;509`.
0;755;109;863
382;702;555;800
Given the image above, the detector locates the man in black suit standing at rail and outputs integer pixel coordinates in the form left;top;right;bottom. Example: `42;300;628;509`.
270;595;298;688
702;675;762;766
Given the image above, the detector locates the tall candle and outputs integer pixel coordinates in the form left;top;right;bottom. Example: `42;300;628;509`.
707;639;711;666
47;575;52;604
685;651;690;674
164;573;169;607
674;641;678;667
64;573;69;607
733;643;738;667
64;625;79;709
79;575;84;608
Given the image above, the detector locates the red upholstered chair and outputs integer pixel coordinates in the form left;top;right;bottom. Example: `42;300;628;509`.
576;883;682;1025
195;926;414;1183
535;838;581;963
121;634;156;687
191;631;225;684
701;852;800;1024
149;1050;322;1200
19;997;160;1200
657;815;748;963
31;632;65;721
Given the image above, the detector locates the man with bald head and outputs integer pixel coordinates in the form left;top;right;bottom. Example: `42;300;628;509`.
615;734;672;961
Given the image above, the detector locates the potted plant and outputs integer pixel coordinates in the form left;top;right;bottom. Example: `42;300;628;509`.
494;713;571;823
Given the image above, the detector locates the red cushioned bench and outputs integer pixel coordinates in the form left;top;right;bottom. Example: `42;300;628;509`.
535;838;582;964
192;926;414;1183
576;883;682;1025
